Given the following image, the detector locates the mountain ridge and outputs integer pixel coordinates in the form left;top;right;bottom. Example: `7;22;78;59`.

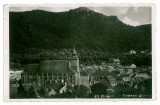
9;7;151;54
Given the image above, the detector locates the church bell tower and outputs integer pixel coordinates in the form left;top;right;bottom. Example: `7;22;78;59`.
70;47;79;71
70;47;80;85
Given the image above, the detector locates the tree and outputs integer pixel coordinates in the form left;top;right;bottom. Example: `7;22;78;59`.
113;84;124;98
113;84;137;98
137;79;152;96
28;87;37;98
37;87;45;98
91;83;107;97
144;79;152;96
120;56;133;66
16;79;27;98
76;85;89;98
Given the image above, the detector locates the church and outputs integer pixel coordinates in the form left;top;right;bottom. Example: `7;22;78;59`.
21;48;80;88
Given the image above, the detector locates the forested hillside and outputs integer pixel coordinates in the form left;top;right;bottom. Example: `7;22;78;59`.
9;7;151;65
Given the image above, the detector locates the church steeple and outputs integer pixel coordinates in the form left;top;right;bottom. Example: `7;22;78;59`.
70;47;80;85
72;47;78;59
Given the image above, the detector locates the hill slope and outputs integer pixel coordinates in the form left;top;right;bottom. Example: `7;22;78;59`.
9;7;151;54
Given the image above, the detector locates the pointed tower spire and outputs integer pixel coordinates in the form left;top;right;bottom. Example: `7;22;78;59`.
72;47;78;59
73;47;77;54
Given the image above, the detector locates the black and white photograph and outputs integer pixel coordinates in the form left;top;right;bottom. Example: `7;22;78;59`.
6;5;154;99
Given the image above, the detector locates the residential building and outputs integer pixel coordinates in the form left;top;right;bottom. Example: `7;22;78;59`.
129;50;136;54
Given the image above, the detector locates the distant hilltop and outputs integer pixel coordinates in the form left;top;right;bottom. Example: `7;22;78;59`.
9;7;151;53
70;7;92;12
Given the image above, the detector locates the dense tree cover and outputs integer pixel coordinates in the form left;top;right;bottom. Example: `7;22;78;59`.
120;54;152;67
16;79;28;98
76;85;89;98
12;79;38;98
113;79;152;98
91;83;108;97
10;48;151;69
113;84;138;98
28;87;37;98
9;7;151;66
10;48;111;66
37;87;45;98
136;79;152;96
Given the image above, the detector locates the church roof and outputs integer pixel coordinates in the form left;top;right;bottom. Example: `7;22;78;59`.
39;60;76;74
24;60;78;74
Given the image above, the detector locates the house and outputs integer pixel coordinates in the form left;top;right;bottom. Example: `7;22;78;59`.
21;48;80;87
83;67;94;74
45;82;67;96
10;70;23;81
134;73;151;80
48;89;56;96
130;64;136;69
107;66;115;72
119;68;125;75
126;69;133;74
90;71;109;84
129;50;136;54
59;84;67;93
140;51;145;54
90;71;113;89
122;74;131;82
107;76;117;87
112;58;120;65
80;71;90;88
122;77;130;82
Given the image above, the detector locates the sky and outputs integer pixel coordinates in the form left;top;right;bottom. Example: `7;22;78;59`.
9;5;152;26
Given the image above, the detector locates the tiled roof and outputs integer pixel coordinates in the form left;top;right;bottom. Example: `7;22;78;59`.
39;60;75;74
80;71;88;76
91;71;110;76
46;82;64;92
24;60;78;74
107;76;117;83
134;73;150;78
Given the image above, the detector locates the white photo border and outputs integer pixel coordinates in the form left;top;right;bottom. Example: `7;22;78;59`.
3;4;156;102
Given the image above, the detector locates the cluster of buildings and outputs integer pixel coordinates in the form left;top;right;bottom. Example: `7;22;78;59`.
10;49;152;98
80;57;151;92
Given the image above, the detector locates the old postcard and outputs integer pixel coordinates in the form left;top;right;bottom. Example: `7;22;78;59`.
3;4;156;101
